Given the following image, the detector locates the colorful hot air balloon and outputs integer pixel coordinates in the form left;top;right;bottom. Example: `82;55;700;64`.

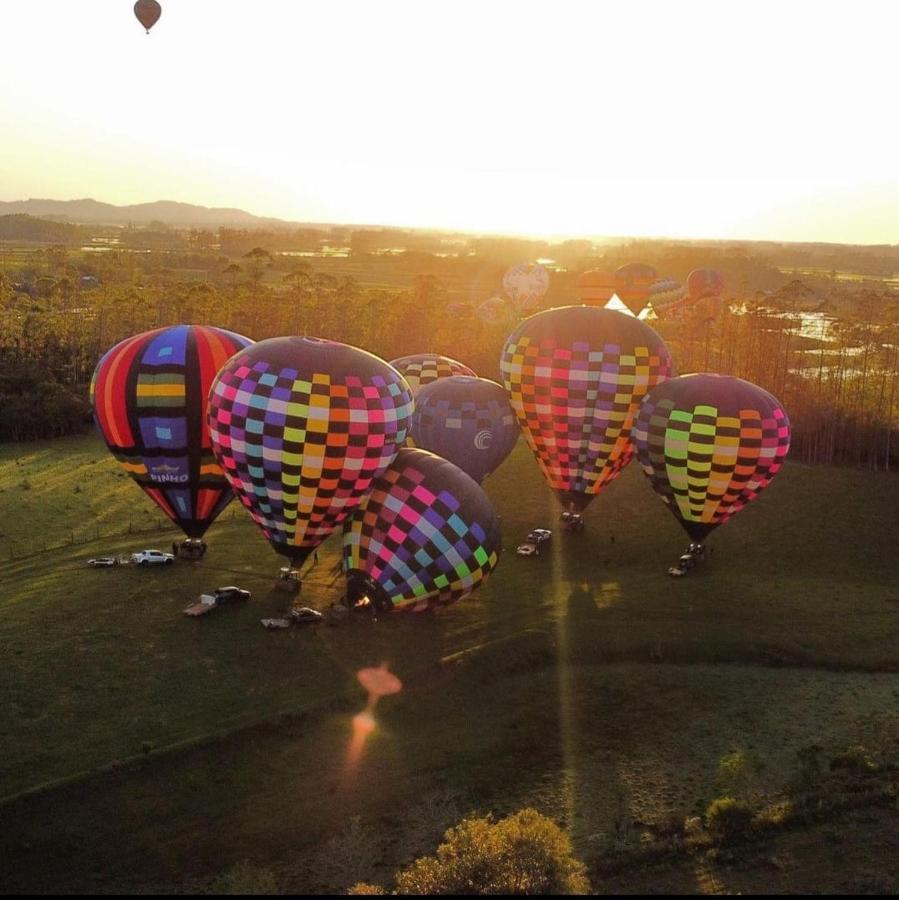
342;448;502;613
477;296;512;326
389;354;476;396
500;306;675;514
208;337;414;568
633;374;790;544
503;263;550;312
90;325;252;546
576;270;618;306
134;0;162;33
686;268;725;300
614;262;658;315
409;376;519;484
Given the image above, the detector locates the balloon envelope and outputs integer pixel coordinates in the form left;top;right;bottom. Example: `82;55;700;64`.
208;337;414;565
134;0;161;32
614;263;658;314
500;306;674;512
90;325;252;539
409;376;519;483
389;353;476;395
343;448;502;613
687;268;725;300
576;270;617;305
503;263;549;311
633;374;790;541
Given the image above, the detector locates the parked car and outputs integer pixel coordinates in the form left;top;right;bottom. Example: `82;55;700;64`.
87;557;119;568
290;607;324;625
516;542;540;557
560;512;585;533
208;586;251;605
131;549;175;566
527;528;552;544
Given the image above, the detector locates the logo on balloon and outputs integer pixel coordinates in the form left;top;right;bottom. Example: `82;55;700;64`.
474;430;493;450
150;463;188;483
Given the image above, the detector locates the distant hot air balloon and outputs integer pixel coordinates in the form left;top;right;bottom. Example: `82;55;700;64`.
503;263;550;312
134;0;162;33
647;278;689;321
633;374;790;544
576;270;618;306
686;268;725;300
476;295;512;326
389;353;476;396
409;376;519;483
614;262;658;315
90;325;253;548
342;448;502;613
500;306;674;514
208;337;414;569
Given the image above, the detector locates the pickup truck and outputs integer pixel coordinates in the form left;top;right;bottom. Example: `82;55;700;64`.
131;549;175;566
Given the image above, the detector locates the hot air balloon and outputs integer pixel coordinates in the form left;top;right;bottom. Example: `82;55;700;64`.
476;296;512;326
409;376;519;483
90;325;253;555
389;353;476;396
633;374;790;552
342;448;502;613
503;263;550;312
208;337;414;576
576;270;618;306
687;268;725;301
614;263;658;315
500;306;674;516
134;0;162;33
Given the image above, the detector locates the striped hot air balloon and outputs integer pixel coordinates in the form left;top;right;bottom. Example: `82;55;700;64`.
90;325;252;542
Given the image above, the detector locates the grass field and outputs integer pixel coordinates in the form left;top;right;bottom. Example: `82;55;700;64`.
1;434;898;892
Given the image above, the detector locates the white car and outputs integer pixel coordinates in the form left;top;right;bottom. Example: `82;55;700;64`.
131;549;175;566
516;542;540;557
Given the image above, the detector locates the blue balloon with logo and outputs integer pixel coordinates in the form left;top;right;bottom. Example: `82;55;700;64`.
408;376;519;484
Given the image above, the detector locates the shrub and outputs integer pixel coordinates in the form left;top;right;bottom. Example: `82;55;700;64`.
347;884;386;895
705;796;754;844
394;808;590;895
830;745;878;774
208;861;278;895
716;749;766;804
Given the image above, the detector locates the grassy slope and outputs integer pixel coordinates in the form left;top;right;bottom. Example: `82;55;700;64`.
1;434;898;892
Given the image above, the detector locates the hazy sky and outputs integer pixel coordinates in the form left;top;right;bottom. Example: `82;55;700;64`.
1;0;897;243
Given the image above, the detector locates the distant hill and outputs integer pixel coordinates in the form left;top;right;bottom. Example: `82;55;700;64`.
0;198;295;229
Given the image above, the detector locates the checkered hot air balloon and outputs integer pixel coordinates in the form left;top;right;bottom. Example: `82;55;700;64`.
389;354;476;396
207;337;414;567
342;448;502;613
408;376;519;484
500;306;675;513
632;374;791;542
90;325;253;539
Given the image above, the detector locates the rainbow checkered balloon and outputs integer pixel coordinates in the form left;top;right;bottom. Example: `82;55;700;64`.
500;306;674;512
389;354;476;396
90;325;253;538
342;448;502;613
633;374;791;541
208;337;414;565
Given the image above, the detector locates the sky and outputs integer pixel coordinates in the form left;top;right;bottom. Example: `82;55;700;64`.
1;0;897;244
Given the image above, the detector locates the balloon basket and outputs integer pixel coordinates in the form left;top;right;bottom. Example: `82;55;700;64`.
176;539;207;560
274;567;302;594
667;543;706;577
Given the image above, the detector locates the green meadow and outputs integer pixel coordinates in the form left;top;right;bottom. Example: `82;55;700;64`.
1;434;898;892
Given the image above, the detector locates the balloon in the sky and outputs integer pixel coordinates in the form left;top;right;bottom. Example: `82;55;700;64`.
614;262;658;315
576;270;618;306
501;306;674;512
503;263;550;312
342;448;502;613
477;296;512;326
389;354;476;395
90;325;253;539
687;268;725;300
134;0;162;32
409;376;519;483
208;337;414;566
633;374;790;542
